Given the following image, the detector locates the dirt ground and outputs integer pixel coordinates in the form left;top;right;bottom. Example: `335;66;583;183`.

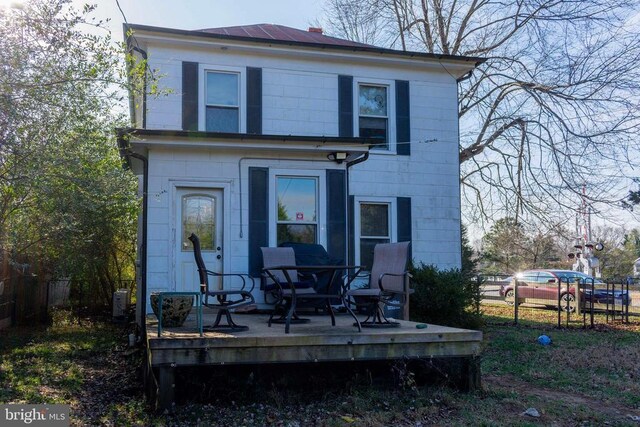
2;309;640;426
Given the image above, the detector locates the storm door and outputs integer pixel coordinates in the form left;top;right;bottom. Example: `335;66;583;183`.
176;188;223;292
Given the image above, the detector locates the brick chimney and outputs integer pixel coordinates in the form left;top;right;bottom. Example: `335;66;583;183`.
308;27;323;34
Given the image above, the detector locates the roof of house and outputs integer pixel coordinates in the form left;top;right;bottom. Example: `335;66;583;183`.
199;24;372;48
124;23;485;67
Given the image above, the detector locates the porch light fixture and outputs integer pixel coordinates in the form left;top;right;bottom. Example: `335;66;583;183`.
327;152;348;164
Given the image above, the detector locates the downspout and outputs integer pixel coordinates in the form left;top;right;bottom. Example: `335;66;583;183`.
118;133;148;342
129;152;148;341
345;151;370;266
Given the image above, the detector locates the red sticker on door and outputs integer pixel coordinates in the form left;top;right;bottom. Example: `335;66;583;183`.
296;212;304;220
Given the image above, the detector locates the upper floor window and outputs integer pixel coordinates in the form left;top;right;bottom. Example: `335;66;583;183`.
359;84;388;150
205;71;239;132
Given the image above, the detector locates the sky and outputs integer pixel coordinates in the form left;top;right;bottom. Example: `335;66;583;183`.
77;0;327;35
0;0;328;37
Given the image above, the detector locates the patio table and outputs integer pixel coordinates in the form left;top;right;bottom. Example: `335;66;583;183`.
262;265;364;333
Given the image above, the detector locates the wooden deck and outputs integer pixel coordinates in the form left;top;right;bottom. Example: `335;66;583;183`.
144;309;483;410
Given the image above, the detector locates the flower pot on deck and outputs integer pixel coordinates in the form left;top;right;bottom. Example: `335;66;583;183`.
150;293;193;327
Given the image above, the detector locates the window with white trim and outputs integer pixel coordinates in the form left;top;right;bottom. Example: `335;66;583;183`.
359;84;388;150
358;202;391;270
276;176;318;245
205;71;239;132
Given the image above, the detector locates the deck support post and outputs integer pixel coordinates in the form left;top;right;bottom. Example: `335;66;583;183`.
458;356;481;392
143;349;156;403
157;365;176;413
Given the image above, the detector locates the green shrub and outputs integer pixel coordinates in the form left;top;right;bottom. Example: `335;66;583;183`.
409;263;483;329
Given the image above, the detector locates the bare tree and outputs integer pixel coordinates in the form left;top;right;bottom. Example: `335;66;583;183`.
322;0;640;229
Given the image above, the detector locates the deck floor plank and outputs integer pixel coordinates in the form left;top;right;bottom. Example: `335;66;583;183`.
146;310;482;367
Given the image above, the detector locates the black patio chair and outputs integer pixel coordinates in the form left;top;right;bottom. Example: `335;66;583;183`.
279;242;344;307
188;233;255;332
261;246;363;333
345;241;412;327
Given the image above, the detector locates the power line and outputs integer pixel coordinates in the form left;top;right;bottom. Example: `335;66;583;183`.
115;0;127;24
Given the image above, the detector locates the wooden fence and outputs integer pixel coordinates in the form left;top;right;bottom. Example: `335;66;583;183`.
0;251;49;329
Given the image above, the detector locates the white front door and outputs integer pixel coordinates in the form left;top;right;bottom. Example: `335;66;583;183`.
175;188;223;292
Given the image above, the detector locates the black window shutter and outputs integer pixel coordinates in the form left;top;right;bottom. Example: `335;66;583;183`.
326;170;347;263
246;67;262;134
248;167;269;277
348;195;355;266
182;62;199;131
395;80;410;155
338;75;353;137
397;197;412;259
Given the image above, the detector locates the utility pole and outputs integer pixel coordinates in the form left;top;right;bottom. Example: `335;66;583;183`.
567;185;604;315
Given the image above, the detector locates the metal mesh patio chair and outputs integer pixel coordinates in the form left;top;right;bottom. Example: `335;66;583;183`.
260;247;317;330
189;233;255;332
346;241;412;327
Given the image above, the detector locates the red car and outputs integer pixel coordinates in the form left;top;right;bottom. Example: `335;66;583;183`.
499;269;605;311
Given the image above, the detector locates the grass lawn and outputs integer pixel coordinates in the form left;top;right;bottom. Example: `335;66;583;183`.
0;306;639;426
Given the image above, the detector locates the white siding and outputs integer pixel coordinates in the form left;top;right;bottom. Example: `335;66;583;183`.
262;69;338;136
143;43;456;137
144;146;338;305
139;39;465;308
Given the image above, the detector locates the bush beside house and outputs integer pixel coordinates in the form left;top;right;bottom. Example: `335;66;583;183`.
409;263;483;329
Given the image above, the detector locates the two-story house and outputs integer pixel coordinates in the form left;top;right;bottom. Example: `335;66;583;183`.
118;23;483;326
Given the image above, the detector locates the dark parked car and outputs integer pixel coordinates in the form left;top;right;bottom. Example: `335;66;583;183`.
499;269;628;311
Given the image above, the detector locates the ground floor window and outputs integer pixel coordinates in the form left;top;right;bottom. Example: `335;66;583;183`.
357;199;395;270
276;176;318;245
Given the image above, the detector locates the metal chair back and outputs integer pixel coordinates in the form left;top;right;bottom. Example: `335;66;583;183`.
369;242;410;292
188;233;209;292
261;247;298;284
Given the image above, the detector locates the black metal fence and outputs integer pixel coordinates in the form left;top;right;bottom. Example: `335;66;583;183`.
479;275;638;328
